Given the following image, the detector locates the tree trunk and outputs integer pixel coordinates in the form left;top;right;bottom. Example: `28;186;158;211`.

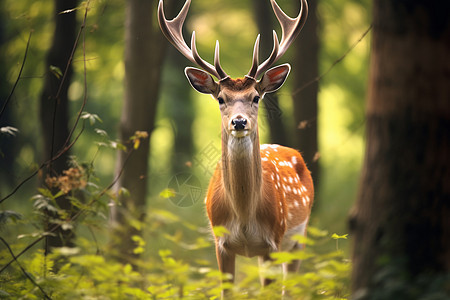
39;0;77;252
0;12;16;192
166;47;195;175
350;1;450;298
292;0;319;187
111;0;175;263
252;0;289;146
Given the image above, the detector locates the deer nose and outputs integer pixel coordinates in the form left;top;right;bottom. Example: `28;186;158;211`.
231;118;247;131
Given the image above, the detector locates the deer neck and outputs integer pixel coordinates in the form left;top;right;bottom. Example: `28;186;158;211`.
221;128;262;220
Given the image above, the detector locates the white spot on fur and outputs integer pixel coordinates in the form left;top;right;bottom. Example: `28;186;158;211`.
292;156;298;165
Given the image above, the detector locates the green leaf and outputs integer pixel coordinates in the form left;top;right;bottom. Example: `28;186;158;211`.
94;128;108;137
308;226;328;238
50;65;63;79
0;210;22;226
291;234;315;245
81;112;103;126
160;188;176;199
331;233;348;240
212;226;230;237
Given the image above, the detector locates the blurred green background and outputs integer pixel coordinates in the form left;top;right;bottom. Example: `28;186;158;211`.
0;0;370;266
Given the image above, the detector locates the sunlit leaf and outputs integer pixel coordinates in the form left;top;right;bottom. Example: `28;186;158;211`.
331;233;348;240
94;128;108;137
308;226;328;238
0;126;19;136
133;138;140;149
160;188;176;199
212;226;229;237
50;65;63;79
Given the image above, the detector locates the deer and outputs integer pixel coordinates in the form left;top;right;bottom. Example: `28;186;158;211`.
158;0;313;292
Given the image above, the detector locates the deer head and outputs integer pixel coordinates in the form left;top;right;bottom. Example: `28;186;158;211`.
158;0;308;139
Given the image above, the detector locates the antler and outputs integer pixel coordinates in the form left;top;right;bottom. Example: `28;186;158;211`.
247;0;308;79
158;0;229;80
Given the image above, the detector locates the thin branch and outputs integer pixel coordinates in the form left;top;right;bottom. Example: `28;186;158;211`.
0;237;52;300
0;31;32;120
292;24;373;96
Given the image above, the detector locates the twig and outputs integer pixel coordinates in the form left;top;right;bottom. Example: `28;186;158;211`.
292;24;373;96
0;31;32;120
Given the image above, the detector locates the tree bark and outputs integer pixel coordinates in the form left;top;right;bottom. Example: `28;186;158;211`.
350;1;450;298
252;0;289;146
111;0;175;263
0;11;16;192
292;0;319;187
39;0;77;252
166;47;195;175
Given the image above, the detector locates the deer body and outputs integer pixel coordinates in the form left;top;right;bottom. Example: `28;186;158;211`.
207;142;313;258
158;0;313;289
202;76;314;280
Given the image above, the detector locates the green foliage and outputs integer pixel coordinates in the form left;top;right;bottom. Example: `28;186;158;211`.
0;0;374;298
0;160;351;298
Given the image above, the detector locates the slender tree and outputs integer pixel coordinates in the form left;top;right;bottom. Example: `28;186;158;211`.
0;10;16;193
39;0;78;252
350;1;450;298
111;0;177;262
251;0;289;146
292;0;319;187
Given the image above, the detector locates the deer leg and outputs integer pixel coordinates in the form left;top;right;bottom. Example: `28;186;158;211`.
258;254;275;286
216;244;235;297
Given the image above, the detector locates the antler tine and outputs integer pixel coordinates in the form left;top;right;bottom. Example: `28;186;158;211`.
247;34;260;79
190;31;218;77
214;41;229;80
249;0;308;79
158;0;228;79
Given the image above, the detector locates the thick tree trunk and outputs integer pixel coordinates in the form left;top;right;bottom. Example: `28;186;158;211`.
111;0;174;263
39;0;77;252
350;1;450;298
292;0;319;187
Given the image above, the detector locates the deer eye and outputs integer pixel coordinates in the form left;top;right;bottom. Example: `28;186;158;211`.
218;97;225;104
253;96;260;104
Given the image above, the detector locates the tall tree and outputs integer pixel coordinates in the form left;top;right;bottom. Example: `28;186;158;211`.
0;7;16;193
350;1;450;298
39;0;78;252
292;0;319;187
252;0;289;146
111;0;177;262
166;47;195;175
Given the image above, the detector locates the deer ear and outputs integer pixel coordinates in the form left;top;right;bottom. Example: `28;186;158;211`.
185;67;218;95
258;64;291;94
